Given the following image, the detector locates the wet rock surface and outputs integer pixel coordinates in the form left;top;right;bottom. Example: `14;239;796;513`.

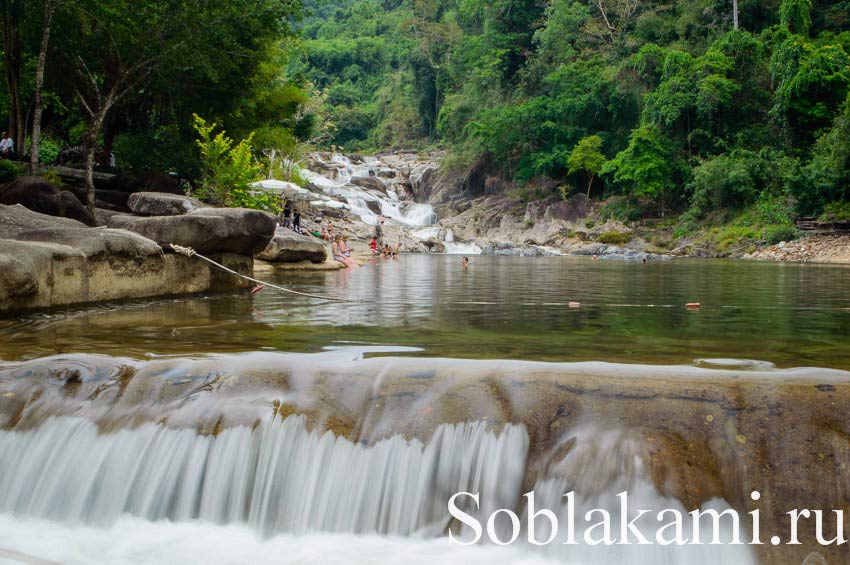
0;352;846;564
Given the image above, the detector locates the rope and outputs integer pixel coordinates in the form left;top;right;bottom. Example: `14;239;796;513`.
169;244;355;302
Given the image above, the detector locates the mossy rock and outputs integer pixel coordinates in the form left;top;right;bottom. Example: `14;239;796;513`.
597;231;632;245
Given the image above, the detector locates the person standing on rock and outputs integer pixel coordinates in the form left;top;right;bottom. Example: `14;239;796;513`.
293;209;302;234
281;201;292;229
375;216;385;248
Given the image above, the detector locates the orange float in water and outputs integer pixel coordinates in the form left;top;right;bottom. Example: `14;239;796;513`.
568;301;581;308
685;302;701;309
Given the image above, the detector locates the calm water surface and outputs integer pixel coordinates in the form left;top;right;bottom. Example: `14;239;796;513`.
1;255;849;368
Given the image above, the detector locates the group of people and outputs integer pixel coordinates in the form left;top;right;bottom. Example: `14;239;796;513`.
279;201;302;234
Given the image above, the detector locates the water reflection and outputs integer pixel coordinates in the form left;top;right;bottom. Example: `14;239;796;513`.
1;256;849;368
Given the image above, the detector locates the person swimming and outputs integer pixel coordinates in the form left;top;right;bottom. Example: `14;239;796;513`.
461;256;469;269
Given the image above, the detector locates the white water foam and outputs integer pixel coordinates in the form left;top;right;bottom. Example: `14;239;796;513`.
304;155;436;227
0;514;559;565
0;415;528;537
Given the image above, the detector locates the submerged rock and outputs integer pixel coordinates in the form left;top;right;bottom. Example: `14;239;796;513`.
257;230;328;263
128;192;207;216
108;207;275;254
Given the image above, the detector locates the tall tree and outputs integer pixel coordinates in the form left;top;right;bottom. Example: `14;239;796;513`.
30;0;56;173
63;0;302;214
0;0;23;155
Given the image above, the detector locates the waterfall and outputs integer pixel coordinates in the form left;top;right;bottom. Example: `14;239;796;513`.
303;154;436;227
0;415;528;537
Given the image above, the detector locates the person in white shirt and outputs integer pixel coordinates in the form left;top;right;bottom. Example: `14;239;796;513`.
0;132;13;158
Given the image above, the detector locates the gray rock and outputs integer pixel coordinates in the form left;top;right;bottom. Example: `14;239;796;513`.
15;226;163;258
0;204;86;239
544;194;589;222
110;170;182;194
257;230;328;263
409;164;438;201
350;176;386;193
0;177;96;226
128;192;207;216
107;207;275;254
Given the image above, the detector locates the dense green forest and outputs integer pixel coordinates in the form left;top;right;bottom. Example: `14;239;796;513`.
2;0;850;228
296;0;850;227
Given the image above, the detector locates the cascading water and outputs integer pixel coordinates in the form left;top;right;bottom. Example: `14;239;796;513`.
303;154;437;227
0;415;527;537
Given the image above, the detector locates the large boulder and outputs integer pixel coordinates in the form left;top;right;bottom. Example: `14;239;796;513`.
0;203;86;239
544;193;589;222
410;164;438;201
0;177;96;226
107;207;275;254
110;170;182;195
128;192;207;216
257;230;327;263
350;176;386;193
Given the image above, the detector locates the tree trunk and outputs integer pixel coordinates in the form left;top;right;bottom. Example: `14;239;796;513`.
1;0;22;153
586;174;595;200
82;114;106;217
732;0;739;30
30;0;55;173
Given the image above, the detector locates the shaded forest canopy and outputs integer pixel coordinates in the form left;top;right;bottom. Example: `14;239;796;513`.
295;0;850;220
2;0;849;222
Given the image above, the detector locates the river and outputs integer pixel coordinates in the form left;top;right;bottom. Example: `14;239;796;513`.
0;256;848;564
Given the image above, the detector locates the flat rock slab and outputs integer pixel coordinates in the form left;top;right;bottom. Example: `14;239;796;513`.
0;204;87;239
256;230;327;263
108;207;275;254
128;192;207;216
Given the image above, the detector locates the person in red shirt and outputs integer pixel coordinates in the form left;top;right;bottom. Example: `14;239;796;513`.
370;236;378;256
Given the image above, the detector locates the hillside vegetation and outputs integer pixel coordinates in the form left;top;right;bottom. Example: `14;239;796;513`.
297;0;850;229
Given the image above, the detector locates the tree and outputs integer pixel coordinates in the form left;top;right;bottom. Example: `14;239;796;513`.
780;0;812;36
30;0;57;173
567;134;605;198
0;0;24;154
63;0;302;215
603;125;676;214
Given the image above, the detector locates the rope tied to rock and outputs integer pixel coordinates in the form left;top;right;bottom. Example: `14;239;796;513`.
168;243;355;302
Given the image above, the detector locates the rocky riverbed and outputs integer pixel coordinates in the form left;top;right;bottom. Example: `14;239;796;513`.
744;234;850;263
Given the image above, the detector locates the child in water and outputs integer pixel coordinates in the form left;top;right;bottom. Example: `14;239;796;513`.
461;257;469;269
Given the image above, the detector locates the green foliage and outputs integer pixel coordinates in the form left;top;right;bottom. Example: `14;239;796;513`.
192;115;274;212
567;135;606;197
41;169;64;187
764;224;799;244
820;201;850;221
604;126;677;206
781;0;813;36
0;161;21;183
600;198;644;223
597;231;633;245
35;137;63;166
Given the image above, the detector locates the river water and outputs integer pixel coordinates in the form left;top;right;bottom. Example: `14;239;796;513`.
0;256;848;564
2;255;848;368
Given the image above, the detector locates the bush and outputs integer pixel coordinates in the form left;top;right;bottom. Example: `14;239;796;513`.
598;231;632;245
0;160;21;183
764;225;798;245
41;169;63;186
600;198;644;222
819;201;850;221
585;219;596;228
192;115;277;213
